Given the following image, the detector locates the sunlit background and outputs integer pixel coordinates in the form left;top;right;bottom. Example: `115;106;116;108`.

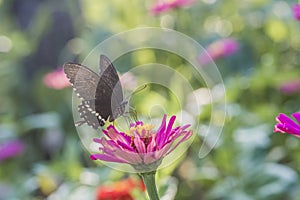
1;0;300;199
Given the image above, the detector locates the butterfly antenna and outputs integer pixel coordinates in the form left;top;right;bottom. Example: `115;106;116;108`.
122;107;138;125
124;84;147;100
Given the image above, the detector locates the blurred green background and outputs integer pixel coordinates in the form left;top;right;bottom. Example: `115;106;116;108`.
1;0;300;199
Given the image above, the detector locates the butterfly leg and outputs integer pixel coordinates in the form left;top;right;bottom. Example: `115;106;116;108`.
129;107;138;122
120;108;137;128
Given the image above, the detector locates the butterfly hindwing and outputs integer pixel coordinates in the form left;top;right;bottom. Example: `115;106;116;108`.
77;101;105;129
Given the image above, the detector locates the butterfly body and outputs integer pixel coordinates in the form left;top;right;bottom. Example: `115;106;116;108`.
64;55;126;129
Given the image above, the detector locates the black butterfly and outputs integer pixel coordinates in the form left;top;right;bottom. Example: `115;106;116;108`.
64;55;127;129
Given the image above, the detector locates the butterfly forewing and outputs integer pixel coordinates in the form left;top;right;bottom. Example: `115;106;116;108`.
64;63;100;101
96;55;124;122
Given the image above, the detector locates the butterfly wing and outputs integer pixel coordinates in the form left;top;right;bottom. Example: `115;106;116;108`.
77;100;106;129
64;63;100;101
96;55;124;122
64;63;105;129
64;55;125;129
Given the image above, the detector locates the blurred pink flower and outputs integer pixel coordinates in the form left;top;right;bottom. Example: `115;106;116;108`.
43;67;70;89
292;4;300;20
274;112;300;138
279;78;300;94
90;115;192;171
150;0;195;15
199;38;240;65
0;139;25;162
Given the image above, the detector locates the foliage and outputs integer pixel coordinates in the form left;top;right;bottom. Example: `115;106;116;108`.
0;0;300;199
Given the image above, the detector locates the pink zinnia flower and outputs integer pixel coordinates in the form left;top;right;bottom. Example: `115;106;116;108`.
90;115;192;171
199;38;239;65
150;0;195;15
292;4;300;21
279;78;300;94
43;67;70;89
0;139;25;162
274;112;300;138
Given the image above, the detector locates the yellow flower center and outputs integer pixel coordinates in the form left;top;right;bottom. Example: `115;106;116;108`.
127;124;155;150
127;124;155;138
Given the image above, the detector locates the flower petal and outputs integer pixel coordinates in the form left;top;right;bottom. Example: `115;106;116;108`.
93;138;102;143
156;115;167;147
144;152;157;164
157;115;167;134
117;141;134;151
167;130;193;154
165;115;176;138
274;113;300;135
104;125;131;145
90;154;127;163
147;137;157;152
276;113;298;127
291;112;300;123
274;125;286;133
275;123;300;135
112;149;143;164
154;142;172;160
134;135;146;154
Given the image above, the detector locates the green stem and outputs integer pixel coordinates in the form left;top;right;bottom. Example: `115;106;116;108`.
140;171;160;200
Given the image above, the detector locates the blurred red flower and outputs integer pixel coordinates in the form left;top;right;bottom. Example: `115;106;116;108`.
96;178;145;200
